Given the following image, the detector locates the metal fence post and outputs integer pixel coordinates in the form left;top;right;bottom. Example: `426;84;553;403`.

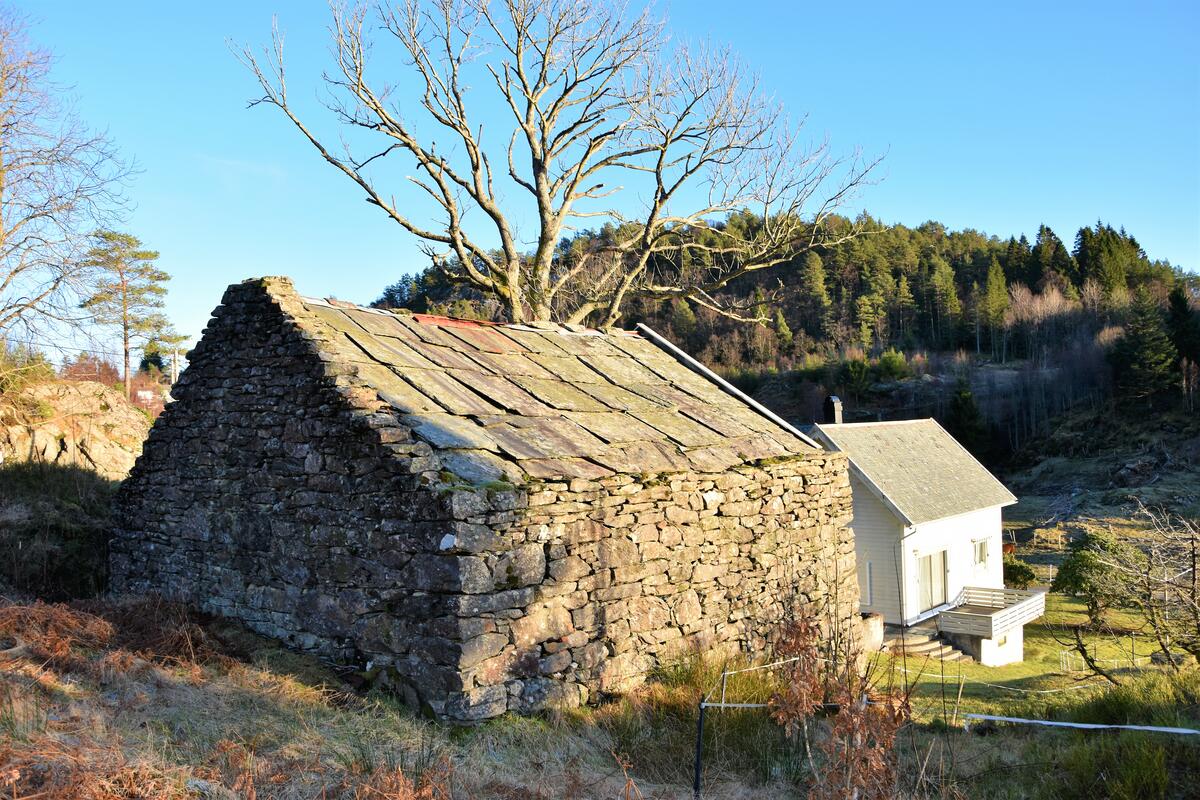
692;702;706;800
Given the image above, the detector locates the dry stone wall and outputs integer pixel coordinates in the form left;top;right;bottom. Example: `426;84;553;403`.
442;457;857;720
113;277;857;722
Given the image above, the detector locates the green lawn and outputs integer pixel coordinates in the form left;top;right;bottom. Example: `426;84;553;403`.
872;594;1173;721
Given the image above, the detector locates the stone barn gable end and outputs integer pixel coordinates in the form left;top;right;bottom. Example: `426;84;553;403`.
112;276;857;721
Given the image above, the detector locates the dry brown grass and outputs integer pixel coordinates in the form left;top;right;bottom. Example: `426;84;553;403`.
0;597;663;800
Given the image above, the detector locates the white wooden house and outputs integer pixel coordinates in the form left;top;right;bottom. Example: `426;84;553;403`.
813;418;1045;666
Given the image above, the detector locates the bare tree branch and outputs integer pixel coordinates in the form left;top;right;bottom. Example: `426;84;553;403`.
237;0;877;326
0;10;131;339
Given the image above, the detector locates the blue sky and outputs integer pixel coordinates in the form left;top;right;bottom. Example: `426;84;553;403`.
16;0;1200;350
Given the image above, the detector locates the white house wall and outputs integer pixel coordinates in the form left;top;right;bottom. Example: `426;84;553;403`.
900;506;1005;624
846;475;906;623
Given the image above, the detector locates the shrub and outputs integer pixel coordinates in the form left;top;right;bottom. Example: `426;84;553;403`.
1045;670;1200;729
1051;529;1140;627
1056;733;1169;800
1003;555;1036;589
875;348;909;381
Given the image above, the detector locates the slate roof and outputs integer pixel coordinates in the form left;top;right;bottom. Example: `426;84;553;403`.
813;419;1016;526
298;297;816;484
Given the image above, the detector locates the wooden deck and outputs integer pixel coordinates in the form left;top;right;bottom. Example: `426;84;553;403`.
937;586;1046;639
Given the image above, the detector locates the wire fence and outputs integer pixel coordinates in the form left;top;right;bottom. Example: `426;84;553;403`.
689;649;1199;799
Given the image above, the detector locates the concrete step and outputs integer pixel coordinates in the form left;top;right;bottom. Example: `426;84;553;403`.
881;630;975;663
895;638;949;655
883;633;936;648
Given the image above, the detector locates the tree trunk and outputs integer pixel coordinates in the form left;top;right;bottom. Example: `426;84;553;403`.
122;274;130;400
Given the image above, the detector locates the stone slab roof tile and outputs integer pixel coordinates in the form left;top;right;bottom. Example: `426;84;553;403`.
294;294;816;483
524;353;605;383
444;371;556;416
813;418;1017;526
351;363;442;414
679;407;758;439
341;307;417;340
343;330;440;370
593;440;690;474
393;367;500;416
438;449;525;484
507;375;610;413
520;457;613;480
638;411;726;448
402;413;500;452
683;445;744;472
574;381;670;413
578;353;662;385
464;350;560;380
562;411;671;444
439;324;529;354
492;326;572;355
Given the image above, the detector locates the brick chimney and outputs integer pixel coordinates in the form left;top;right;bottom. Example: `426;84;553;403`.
823;395;843;425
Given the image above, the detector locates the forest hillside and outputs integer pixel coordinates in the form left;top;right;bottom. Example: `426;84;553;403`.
374;215;1200;461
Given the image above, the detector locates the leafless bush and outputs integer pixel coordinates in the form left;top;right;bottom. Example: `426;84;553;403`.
769;607;912;799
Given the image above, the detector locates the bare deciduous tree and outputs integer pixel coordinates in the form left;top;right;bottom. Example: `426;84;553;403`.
239;0;877;326
0;10;130;338
1098;503;1200;666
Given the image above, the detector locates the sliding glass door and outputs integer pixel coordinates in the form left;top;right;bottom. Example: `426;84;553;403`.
918;550;948;613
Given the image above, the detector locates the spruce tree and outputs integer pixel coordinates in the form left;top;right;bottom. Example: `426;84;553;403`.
801;251;830;337
773;308;793;351
945;379;988;458
982;257;1010;360
1109;288;1178;402
929;255;960;346
1166;286;1200;364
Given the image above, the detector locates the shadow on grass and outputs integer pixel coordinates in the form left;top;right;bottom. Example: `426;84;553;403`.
0;461;117;599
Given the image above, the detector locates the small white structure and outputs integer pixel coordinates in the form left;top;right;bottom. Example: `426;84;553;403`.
814;418;1044;666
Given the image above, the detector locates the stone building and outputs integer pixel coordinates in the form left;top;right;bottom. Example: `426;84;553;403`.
112;277;856;721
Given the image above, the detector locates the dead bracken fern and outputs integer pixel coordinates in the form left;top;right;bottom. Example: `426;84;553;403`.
0;736;191;800
0;600;114;669
80;595;233;667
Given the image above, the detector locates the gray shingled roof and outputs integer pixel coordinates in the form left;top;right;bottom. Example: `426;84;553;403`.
298;297;816;483
813;419;1016;526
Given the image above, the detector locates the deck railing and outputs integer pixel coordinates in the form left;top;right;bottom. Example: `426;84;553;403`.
936;586;1046;639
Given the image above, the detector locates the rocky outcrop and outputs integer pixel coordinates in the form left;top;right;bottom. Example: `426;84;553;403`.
0;381;150;480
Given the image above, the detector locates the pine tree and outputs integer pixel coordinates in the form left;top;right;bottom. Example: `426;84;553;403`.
79;231;172;399
894;274;916;340
929;255;960;346
1030;225;1077;288
1109;288;1178;402
669;298;698;343
1003;236;1030;285
855;294;885;350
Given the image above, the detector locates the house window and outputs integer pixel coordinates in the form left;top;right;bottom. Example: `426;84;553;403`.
974;539;988;566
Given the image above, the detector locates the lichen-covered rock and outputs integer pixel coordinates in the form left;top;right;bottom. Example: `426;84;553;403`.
1;380;150;479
